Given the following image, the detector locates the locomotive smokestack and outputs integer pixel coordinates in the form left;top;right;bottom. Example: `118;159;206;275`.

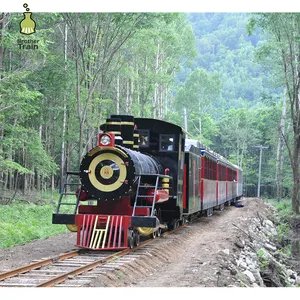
111;115;135;149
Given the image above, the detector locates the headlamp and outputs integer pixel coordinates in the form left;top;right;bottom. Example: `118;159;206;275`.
100;134;111;146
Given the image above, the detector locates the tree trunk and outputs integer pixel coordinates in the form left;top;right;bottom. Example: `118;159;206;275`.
60;23;68;192
116;74;120;114
129;78;134;114
292;150;300;214
0;13;6;80
152;42;160;118
76;54;84;165
276;90;287;200
141;56;147;117
125;80;129;113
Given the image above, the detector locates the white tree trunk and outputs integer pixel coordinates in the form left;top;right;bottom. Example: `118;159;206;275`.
152;42;160;118
276;89;287;199
116;74;120;114
60;23;68;192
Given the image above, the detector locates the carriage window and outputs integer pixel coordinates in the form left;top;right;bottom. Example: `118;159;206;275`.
138;130;149;147
160;134;174;151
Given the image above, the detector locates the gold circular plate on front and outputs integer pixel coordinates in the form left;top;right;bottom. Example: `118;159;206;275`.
88;152;127;192
100;165;113;179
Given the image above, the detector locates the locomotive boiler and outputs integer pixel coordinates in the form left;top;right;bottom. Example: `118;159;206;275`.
79;115;169;204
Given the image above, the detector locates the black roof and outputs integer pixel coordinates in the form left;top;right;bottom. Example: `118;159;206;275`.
135;118;183;135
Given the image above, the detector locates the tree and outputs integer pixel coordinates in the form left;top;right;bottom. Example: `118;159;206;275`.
248;13;300;213
175;67;221;139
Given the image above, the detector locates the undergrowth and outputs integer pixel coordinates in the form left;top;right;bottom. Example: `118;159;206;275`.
265;198;293;255
0;201;68;248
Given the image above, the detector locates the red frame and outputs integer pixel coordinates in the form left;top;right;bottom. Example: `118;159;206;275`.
76;214;131;250
75;196;149;250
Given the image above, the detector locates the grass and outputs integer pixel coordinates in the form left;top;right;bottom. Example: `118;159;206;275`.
0;201;68;248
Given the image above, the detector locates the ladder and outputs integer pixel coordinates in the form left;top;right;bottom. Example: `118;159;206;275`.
132;174;172;217
55;171;82;215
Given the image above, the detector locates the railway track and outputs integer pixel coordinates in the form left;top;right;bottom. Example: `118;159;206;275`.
0;226;187;287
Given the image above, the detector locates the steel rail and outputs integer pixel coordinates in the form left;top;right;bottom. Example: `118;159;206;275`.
37;237;162;287
37;225;189;287
0;249;80;281
37;248;129;287
0;222;189;287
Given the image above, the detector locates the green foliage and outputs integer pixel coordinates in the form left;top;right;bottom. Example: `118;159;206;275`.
267;199;293;219
174;67;221;143
184;13;278;110
257;249;269;272
0;12;294;203
0;160;33;175
0;203;68;248
266;199;292;252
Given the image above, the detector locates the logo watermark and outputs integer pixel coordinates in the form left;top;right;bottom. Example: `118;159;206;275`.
20;3;36;35
18;3;38;50
17;39;39;50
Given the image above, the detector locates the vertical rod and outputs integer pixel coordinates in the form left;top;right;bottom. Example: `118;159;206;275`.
254;145;268;198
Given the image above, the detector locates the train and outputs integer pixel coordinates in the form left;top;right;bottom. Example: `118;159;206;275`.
52;115;243;250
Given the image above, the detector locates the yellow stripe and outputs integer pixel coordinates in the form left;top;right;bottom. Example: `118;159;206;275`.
107;131;121;135
102;216;110;248
133;133;139;137
123;140;134;145
90;216;98;248
93;231;100;248
106;122;121;125
87;146;128;158
96;231;103;248
121;121;134;126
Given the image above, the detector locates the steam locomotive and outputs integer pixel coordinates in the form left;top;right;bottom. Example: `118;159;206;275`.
53;115;243;250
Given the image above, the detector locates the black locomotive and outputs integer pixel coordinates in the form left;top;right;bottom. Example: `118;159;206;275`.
53;115;243;250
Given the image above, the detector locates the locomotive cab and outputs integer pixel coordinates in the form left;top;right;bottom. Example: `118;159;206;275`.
134;118;185;227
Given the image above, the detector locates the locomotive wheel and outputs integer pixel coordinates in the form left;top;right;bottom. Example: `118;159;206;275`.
152;230;157;239
134;230;140;246
128;229;134;248
220;203;225;211
151;208;161;238
156;227;162;237
171;220;179;230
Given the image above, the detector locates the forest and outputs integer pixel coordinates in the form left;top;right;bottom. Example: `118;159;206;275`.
0;12;299;214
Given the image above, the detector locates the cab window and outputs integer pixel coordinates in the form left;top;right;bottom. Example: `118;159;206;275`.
160;134;174;151
138;130;149;147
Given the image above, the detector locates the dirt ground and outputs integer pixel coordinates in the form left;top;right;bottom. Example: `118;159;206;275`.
130;197;276;287
0;197;293;289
